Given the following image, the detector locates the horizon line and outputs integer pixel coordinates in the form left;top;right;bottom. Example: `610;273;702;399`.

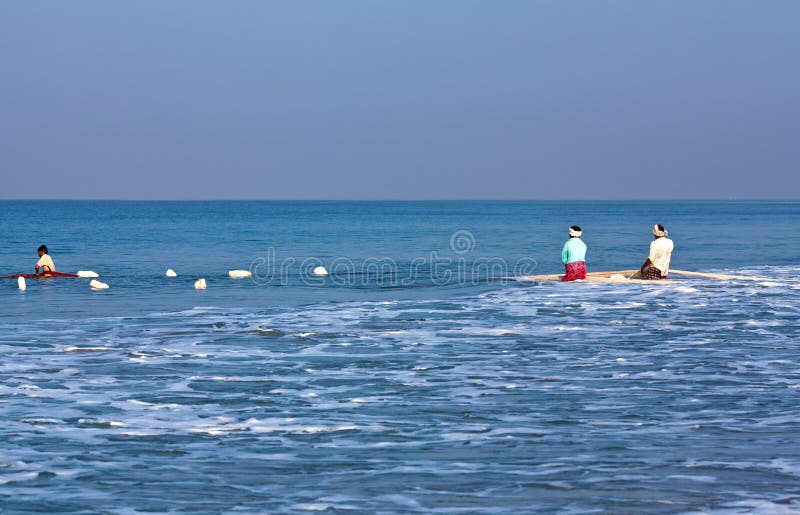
1;198;799;202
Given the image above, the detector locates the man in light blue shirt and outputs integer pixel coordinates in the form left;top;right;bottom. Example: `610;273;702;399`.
561;226;587;281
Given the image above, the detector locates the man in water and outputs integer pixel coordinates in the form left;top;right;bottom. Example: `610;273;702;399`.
35;245;56;274
640;224;673;280
561;226;587;281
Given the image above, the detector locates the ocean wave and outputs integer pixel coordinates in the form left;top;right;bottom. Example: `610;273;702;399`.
1;264;799;511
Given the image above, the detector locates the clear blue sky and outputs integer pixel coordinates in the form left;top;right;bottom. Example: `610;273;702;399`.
1;1;798;200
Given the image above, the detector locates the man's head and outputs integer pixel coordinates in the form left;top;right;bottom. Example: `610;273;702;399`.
37;245;48;257
652;224;667;238
569;226;582;238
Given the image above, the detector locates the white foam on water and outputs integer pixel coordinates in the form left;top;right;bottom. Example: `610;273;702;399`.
17;384;40;390
292;504;330;511
769;458;800;477
62;346;114;353
548;326;587;332
441;432;490;442
666;474;717;483
124;400;184;410
694;499;800;515
0;472;39;485
743;319;782;327
119;430;168;437
19;417;63;425
208;418;362;435
77;419;125;427
604;302;647;309
298;425;357;434
0;363;40;372
2;263;799;511
375;494;422;509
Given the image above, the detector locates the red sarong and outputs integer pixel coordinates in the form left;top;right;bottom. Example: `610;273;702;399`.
562;261;587;282
646;266;666;280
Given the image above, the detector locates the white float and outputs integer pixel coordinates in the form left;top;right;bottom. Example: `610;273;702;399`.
89;279;109;290
165;269;177;277
312;266;329;276
228;270;252;279
18;276;26;291
194;278;207;290
77;271;100;278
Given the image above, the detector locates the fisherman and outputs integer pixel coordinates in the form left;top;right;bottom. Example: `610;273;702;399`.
561;226;587;282
35;245;56;274
640;224;673;280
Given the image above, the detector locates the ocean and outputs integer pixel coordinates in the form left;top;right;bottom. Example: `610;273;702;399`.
1;200;799;513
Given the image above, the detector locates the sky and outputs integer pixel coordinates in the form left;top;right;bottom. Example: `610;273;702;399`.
1;1;798;200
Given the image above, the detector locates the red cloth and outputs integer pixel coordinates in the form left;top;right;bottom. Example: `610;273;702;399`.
562;261;587;282
646;266;666;280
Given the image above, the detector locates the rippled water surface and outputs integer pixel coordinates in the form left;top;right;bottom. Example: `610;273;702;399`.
1;201;799;513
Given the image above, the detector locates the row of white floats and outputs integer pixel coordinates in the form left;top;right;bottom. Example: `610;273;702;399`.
16;266;330;291
171;265;328;289
16;274;111;291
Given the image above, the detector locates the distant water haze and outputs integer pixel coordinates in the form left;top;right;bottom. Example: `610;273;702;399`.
1;1;799;199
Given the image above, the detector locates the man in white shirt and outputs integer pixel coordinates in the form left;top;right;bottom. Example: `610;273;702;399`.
640;225;673;280
35;245;56;274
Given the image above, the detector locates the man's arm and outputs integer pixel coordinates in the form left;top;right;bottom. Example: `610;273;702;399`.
640;258;651;274
641;240;657;273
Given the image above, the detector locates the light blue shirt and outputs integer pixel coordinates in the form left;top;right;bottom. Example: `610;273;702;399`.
562;237;587;265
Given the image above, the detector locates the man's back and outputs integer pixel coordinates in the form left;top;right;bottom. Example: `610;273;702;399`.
36;253;56;272
562;238;587;265
649;237;673;275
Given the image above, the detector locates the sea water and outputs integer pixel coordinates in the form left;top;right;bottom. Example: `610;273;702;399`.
1;201;799;513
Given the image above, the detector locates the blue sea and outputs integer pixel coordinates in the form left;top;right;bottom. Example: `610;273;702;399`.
1;201;799;513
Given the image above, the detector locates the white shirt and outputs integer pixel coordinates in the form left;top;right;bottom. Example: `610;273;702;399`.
649;237;673;276
36;254;56;272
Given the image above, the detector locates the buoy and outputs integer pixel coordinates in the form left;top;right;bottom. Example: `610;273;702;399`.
18;276;26;291
77;271;99;278
194;278;207;290
312;266;328;276
165;269;177;277
228;270;252;279
89;279;109;290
